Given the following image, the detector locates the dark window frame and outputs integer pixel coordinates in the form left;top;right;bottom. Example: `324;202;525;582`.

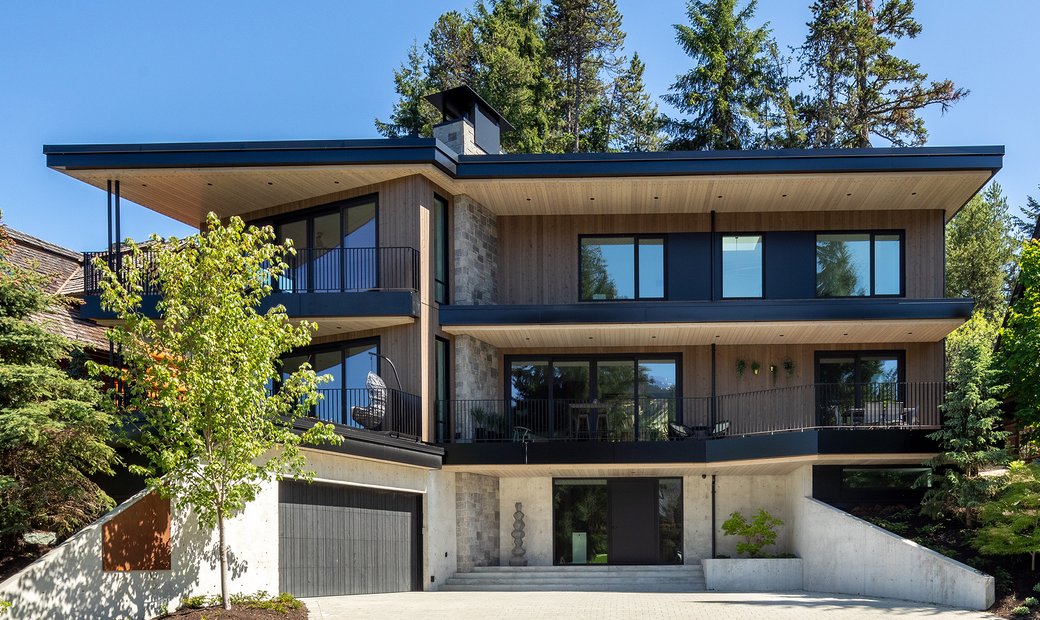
814;230;905;298
433;194;449;305
280;336;382;385
719;232;766;299
813;349;906;384
504;353;683;403
578;234;668;302
434;336;450;443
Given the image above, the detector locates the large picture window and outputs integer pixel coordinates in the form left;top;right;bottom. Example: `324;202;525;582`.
721;234;763;298
816;232;903;297
580;236;665;301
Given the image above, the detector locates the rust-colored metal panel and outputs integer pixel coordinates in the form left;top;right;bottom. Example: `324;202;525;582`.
102;492;171;571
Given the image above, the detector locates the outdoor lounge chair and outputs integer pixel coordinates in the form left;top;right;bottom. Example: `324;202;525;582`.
351;372;387;430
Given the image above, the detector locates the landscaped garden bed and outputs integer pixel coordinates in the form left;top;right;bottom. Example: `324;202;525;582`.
155;593;307;620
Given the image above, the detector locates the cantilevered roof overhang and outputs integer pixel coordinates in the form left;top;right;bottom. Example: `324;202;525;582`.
439;298;974;347
44;141;1003;226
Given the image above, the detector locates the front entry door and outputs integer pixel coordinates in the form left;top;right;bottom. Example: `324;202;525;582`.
608;479;659;565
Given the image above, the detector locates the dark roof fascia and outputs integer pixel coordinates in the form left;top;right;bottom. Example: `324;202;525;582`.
44;138;460;177
43;141;1002;180
293;417;444;469
454;145;1005;179
439;298;974;327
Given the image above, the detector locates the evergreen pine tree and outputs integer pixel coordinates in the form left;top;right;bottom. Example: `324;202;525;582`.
425;11;479;90
663;0;773;150
374;42;439;139
921;315;1008;526
604;53;663;152
1013;192;1040;239
800;0;966;147
0;223;116;550
945;183;1019;318
544;0;626;152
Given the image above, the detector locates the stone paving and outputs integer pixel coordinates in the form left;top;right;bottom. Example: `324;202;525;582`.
302;591;1000;619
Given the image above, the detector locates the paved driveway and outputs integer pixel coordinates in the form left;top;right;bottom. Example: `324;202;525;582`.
303;591;999;619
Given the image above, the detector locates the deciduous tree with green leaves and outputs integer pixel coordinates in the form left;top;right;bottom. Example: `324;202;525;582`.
945;183;1019;319
720;509;783;557
92;214;340;610
975;461;1040;571
1001;238;1040;446
0;221;116;551
921;314;1008;526
664;0;774;150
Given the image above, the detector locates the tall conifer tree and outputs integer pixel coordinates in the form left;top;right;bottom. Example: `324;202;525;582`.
663;0;773;150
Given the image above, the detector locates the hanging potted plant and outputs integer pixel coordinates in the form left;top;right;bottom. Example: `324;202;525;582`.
736;360;747;378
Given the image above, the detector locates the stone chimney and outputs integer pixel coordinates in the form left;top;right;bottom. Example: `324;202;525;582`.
425;85;514;155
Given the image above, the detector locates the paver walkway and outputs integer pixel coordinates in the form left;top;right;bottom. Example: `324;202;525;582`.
303;591;1000;619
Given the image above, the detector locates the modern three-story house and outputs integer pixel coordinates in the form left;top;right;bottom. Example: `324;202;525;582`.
34;86;1000;612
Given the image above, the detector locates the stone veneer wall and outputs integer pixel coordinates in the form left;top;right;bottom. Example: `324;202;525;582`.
433;119;485;156
452;195;498;306
454;335;499;404
455;473;501;571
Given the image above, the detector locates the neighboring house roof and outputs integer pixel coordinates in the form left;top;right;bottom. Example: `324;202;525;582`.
6;228;108;350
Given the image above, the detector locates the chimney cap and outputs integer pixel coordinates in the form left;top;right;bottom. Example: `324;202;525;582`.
425;85;515;133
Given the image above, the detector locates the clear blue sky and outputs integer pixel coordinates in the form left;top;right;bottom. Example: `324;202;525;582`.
1;1;1037;250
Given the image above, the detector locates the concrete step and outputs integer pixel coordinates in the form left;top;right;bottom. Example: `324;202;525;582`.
445;565;706;592
439;583;706;592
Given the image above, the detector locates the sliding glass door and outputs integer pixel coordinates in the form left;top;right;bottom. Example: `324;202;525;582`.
281;339;379;426
275;196;378;292
816;351;904;425
508;355;678;441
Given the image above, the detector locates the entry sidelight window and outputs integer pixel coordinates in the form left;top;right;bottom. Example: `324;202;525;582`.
580;236;665;301
816;232;903;297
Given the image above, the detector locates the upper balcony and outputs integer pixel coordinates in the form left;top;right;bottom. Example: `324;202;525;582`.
439;381;945;466
80;245;421;332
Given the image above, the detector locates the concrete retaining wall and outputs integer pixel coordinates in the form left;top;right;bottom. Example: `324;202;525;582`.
0;481;278;620
787;467;994;610
0;450;446;618
702;558;803;591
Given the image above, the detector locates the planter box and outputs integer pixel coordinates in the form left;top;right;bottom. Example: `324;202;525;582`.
702;558;803;592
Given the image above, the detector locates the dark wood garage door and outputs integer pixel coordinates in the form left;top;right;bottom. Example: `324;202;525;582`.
278;480;421;597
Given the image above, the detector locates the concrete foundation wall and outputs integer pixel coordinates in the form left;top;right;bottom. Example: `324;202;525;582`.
683;475;712;562
425;470;457;590
455;473;500;571
714;474;792;557
498;477;553;566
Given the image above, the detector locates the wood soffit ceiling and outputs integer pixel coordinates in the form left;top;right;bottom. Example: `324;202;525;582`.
441;318;965;348
57;165;990;227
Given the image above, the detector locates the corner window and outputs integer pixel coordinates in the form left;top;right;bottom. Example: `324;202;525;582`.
579;236;665;301
721;235;763;298
816;232;903;297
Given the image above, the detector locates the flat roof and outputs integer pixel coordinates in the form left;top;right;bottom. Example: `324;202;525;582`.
44;140;1003;179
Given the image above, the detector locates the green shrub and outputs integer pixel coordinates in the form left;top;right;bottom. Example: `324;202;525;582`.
181;595;212;609
1026;597;1039;607
1011;606;1030;617
181;591;303;613
1033;582;1040;594
0;600;11;616
721;509;784;558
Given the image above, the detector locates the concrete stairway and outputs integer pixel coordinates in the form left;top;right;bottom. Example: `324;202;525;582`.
441;564;706;592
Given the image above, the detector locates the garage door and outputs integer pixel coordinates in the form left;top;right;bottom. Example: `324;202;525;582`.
278;480;421;597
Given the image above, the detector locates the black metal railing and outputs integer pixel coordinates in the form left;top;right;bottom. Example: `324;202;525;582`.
83;246;420;296
314;387;422;439
438;382;945;443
